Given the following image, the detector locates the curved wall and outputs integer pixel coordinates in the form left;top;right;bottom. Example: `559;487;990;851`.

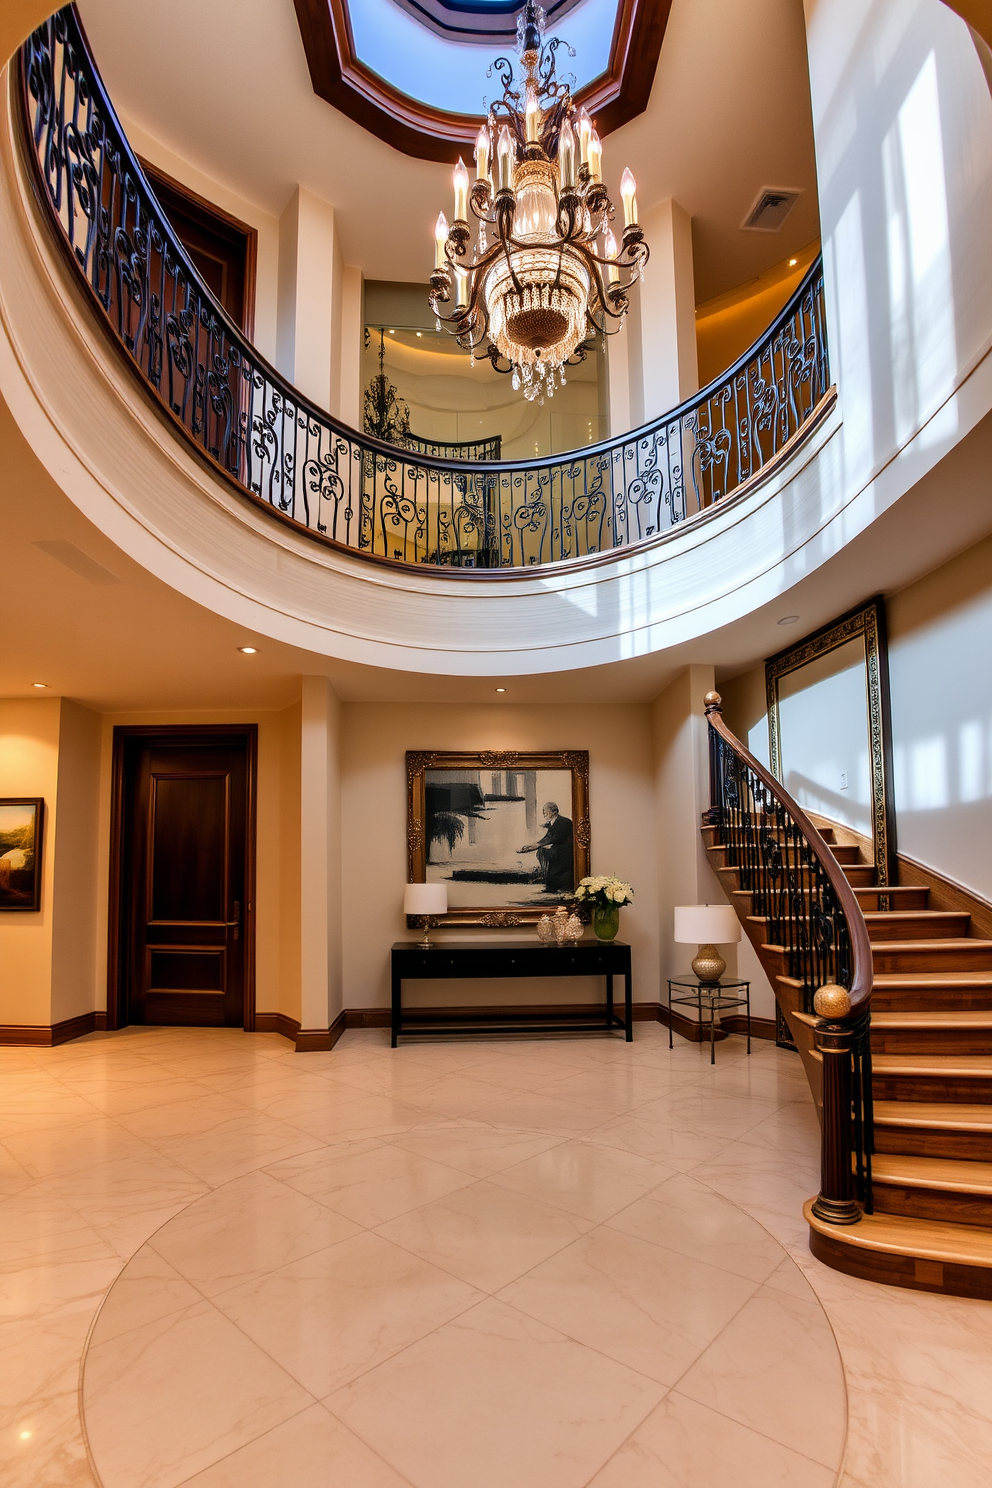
2;0;992;679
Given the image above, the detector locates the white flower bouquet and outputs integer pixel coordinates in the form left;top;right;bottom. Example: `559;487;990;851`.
573;875;634;910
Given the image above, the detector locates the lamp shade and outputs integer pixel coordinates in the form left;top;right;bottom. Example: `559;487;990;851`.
674;904;741;944
404;883;448;916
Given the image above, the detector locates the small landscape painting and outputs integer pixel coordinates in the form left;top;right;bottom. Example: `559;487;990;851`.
0;799;45;911
407;751;590;926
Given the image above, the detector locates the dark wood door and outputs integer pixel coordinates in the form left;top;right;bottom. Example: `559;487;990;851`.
120;736;252;1027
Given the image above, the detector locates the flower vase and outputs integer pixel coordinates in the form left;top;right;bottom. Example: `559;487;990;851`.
593;904;621;941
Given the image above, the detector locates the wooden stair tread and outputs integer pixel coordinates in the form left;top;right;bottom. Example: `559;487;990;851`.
875;1101;992;1130
804;1200;992;1267
872;1011;992;1028
872;1155;992;1194
873;972;992;986
873;1054;992;1076
863;911;968;921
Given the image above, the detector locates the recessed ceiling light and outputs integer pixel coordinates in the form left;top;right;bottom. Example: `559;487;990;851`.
32;681;48;688
777;615;800;626
495;687;506;693
237;646;258;654
389;328;394;335
789;257;798;266
416;331;422;337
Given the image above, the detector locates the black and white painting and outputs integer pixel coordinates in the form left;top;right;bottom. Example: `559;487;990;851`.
425;767;576;907
407;751;590;924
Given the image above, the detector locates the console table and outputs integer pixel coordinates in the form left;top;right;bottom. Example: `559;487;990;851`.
390;940;633;1045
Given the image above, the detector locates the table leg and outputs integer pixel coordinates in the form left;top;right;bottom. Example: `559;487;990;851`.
710;999;716;1065
746;983;751;1055
605;971;614;1031
390;966;401;1048
624;967;633;1041
668;982;673;1049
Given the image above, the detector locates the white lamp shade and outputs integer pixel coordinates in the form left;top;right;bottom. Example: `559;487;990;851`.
674;904;741;944
404;883;448;916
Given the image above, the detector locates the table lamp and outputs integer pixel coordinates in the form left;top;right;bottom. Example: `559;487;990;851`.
674;904;741;984
404;883;448;948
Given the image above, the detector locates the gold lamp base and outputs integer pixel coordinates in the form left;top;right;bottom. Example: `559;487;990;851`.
691;944;726;984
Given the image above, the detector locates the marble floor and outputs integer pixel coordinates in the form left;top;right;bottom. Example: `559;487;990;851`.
2;1024;991;1487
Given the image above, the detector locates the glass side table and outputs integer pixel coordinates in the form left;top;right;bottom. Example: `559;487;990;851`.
667;975;751;1065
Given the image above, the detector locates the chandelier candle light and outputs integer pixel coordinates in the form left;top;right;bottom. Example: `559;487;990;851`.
429;1;649;404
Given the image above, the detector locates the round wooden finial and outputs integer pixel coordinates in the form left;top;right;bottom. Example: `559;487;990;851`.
703;691;723;712
813;984;852;1019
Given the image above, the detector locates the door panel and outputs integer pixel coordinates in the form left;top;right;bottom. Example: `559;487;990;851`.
122;738;250;1027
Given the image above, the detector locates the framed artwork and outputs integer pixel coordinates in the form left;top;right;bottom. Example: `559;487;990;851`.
0;798;45;911
407;751;590;927
765;596;896;885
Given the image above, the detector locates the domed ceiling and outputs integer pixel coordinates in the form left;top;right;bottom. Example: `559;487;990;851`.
292;0;671;159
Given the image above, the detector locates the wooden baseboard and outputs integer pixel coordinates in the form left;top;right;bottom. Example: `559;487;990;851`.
655;1006;777;1045
0;1004;776;1051
0;1010;108;1047
254;1012;301;1044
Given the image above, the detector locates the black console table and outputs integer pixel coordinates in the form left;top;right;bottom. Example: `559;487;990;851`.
390;940;633;1045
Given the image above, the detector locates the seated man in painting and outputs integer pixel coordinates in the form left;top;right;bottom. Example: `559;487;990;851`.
519;801;574;894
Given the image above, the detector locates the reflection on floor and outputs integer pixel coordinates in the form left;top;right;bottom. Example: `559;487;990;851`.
2;1023;991;1486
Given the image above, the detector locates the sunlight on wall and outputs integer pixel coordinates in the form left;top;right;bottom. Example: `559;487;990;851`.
827;190;873;485
884;50;957;450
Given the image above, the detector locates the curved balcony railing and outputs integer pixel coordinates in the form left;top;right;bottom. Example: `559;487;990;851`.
705;694;873;1224
19;6;830;571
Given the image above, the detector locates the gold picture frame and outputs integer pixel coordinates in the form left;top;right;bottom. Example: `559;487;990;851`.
406;750;591;927
765;596;896;884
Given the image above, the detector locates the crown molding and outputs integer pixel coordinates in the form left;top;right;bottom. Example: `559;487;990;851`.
291;0;673;162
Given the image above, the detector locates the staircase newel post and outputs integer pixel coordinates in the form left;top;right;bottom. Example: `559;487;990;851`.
703;691;724;827
811;984;862;1225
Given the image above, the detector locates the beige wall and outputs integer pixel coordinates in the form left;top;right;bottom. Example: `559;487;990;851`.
340;702;660;1011
49;699;102;1023
0;699;61;1025
720;531;992;905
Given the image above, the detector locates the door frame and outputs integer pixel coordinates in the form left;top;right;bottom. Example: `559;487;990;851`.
107;725;258;1031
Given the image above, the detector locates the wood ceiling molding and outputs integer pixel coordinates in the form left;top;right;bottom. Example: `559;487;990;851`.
292;0;673;162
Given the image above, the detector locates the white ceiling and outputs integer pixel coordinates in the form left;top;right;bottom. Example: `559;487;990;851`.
76;0;821;301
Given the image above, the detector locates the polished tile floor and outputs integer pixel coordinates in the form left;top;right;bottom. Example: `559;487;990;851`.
2;1022;991;1487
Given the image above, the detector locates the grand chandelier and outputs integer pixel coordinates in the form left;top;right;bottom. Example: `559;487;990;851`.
428;1;648;404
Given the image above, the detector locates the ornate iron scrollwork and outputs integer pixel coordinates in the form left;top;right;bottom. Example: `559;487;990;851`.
20;7;830;572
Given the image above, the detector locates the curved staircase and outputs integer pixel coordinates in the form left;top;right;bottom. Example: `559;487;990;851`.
702;726;992;1300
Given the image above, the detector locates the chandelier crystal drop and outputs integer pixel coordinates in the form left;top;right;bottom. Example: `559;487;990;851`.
428;1;648;404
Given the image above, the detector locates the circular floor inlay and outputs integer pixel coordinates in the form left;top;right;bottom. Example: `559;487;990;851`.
82;1121;846;1488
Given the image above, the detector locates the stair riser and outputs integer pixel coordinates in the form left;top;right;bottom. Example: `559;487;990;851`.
844;867;877;886
866;916;971;942
874;1127;992;1160
873;1184;992;1226
873;1074;992;1102
872;988;992;1012
855;891;929;910
872;1031;992;1055
872;946;992;973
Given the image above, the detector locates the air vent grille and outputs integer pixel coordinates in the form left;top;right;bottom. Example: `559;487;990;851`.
742;188;802;233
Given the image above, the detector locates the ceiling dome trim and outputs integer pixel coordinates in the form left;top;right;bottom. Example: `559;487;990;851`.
291;0;673;163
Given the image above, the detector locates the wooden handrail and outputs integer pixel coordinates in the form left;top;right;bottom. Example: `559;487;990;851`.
704;692;872;1018
18;7;831;572
704;691;873;1224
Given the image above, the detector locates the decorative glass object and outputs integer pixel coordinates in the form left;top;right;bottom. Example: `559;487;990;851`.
537;914;555;945
565;913;584;942
592;903;621;941
553;906;570;945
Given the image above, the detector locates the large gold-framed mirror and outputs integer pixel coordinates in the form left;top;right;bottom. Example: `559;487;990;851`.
766;597;897;884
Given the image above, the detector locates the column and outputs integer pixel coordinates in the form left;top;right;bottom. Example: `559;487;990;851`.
277;187;340;413
298;675;342;1046
636;198;698;422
